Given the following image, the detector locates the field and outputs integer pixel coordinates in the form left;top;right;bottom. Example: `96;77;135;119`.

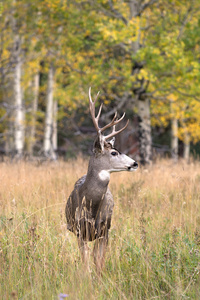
0;158;200;299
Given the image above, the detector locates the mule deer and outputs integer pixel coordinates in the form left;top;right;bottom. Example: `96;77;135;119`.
65;87;138;272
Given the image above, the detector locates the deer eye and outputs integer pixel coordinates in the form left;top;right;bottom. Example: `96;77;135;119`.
111;151;118;156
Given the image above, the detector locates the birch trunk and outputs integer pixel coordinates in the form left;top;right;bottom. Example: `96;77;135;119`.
27;72;39;156
129;0;152;164
52;100;58;154
171;118;178;161
137;98;152;164
13;35;24;157
43;63;56;159
183;130;190;161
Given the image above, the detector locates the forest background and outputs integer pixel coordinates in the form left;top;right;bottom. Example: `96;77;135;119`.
0;0;200;163
1;1;200;299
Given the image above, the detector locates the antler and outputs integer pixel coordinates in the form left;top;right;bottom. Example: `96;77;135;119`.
89;87;102;134
89;87;129;141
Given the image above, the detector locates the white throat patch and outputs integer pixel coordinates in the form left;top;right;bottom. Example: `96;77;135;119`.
98;170;110;181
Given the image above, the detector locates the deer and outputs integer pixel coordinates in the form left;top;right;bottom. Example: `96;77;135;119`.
65;87;138;273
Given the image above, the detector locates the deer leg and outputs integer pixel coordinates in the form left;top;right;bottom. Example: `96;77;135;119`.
93;236;108;274
78;238;89;264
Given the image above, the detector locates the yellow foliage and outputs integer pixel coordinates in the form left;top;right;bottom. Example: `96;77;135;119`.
152;48;160;55
137;68;148;80
168;94;178;102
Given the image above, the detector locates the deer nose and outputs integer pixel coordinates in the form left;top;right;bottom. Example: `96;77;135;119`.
133;161;138;169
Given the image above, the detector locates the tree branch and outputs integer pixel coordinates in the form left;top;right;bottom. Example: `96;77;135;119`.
140;0;159;15
177;4;193;40
107;0;128;25
171;85;200;102
101;91;132;122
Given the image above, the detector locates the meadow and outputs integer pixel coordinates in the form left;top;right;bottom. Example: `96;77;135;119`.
0;158;200;299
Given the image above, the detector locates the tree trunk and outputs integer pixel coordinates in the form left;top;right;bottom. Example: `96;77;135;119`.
183;130;190;161
27;72;39;156
52;99;58;154
43;63;56;159
13;35;24;157
137;98;152;164
129;1;152;164
171;118;178;161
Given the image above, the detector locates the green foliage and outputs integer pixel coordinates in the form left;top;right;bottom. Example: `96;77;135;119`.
0;0;200;152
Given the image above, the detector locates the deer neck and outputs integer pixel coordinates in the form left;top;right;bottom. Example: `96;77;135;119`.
83;155;110;201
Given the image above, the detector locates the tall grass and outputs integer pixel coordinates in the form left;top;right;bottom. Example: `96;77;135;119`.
0;159;200;299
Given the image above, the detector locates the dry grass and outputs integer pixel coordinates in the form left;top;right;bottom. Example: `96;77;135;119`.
0;158;200;299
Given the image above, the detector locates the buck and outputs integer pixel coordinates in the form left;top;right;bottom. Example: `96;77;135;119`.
65;87;138;272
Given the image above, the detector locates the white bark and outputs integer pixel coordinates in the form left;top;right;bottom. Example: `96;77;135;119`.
52;99;58;153
129;0;138;18
171;118;178;161
11;0;24;157
170;99;178;161
28;72;39;156
43;63;56;159
13;35;24;157
137;98;152;164
183;130;190;161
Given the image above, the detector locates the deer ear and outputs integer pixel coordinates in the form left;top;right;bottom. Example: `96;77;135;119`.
93;134;105;153
108;137;115;148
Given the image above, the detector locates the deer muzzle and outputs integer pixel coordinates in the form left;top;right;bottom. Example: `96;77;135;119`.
128;161;138;171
